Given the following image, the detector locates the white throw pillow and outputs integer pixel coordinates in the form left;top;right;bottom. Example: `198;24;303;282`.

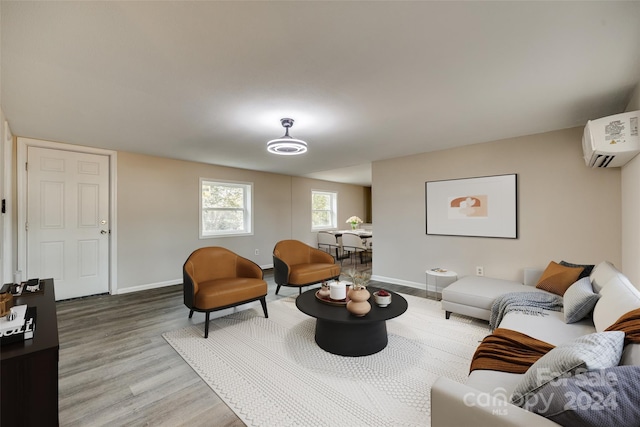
589;261;618;293
563;277;600;323
511;331;625;407
593;275;640;332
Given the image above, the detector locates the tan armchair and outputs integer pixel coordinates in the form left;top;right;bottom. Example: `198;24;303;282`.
273;239;341;295
183;247;268;338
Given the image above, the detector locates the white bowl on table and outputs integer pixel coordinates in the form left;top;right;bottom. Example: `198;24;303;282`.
373;291;392;307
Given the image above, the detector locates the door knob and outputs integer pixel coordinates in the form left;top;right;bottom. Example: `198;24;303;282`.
101;230;108;234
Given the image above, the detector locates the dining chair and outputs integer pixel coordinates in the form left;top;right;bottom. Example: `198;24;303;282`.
317;231;348;265
317;231;337;253
340;232;371;266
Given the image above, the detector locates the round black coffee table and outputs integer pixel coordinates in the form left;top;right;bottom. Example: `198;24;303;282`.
295;286;408;356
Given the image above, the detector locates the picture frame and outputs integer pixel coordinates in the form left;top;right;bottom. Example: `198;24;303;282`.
425;174;517;238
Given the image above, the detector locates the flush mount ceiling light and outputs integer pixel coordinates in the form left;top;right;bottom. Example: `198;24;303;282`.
267;118;308;155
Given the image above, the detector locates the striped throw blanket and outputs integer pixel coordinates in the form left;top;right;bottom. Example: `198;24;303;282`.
490;291;563;330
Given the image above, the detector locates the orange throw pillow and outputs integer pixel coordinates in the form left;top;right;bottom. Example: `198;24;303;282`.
535;261;583;296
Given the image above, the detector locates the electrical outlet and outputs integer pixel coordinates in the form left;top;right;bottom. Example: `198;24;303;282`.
255;249;259;256
476;266;484;276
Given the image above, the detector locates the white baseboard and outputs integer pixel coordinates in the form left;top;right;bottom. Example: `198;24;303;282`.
118;271;418;295
371;274;424;290
116;278;182;294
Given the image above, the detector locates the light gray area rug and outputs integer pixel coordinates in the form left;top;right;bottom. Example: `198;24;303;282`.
163;294;489;427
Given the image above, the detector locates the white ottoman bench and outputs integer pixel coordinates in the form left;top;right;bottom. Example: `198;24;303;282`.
441;271;544;321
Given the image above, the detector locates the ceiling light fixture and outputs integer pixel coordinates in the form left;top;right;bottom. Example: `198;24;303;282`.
267;118;308;155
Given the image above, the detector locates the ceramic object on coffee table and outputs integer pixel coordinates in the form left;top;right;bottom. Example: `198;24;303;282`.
373;290;392;307
346;287;371;317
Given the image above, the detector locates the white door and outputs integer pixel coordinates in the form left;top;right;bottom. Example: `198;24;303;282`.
27;147;110;300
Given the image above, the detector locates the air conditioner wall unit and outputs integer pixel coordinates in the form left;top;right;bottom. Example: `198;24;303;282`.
582;110;640;168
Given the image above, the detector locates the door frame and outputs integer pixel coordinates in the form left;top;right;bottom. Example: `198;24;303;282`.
1;120;13;284
17;137;118;295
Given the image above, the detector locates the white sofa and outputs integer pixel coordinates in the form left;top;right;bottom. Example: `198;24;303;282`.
441;269;545;321
431;261;640;427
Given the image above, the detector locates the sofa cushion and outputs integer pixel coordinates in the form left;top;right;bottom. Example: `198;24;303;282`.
442;276;530;312
620;344;640;366
593;274;640;332
288;263;340;286
466;370;523;397
563;277;600;324
535;261;583;296
499;310;596;346
589;261;620;293
195;278;267;309
511;331;625;407
523;365;640;427
560;260;594;280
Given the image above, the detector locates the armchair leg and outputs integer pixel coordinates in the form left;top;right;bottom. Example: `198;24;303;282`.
204;311;210;338
299;287;303;295
275;284;281;295
188;309;194;319
260;297;269;318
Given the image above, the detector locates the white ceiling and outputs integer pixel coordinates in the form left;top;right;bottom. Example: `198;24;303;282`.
2;1;640;186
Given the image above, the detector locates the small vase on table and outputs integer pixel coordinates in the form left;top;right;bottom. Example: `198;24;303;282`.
346;286;371;317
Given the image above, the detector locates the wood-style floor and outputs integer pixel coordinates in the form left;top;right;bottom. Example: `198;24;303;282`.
56;265;427;426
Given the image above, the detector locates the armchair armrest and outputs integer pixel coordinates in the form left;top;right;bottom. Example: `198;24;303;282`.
273;255;290;286
183;268;197;309
309;247;335;264
236;256;263;279
431;377;558;427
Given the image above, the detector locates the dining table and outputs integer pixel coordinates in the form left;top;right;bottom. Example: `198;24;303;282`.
331;229;372;238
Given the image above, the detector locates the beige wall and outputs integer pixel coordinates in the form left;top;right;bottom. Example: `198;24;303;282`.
117;152;367;291
622;82;640;286
372;126;622;287
6;86;638;292
291;176;366;244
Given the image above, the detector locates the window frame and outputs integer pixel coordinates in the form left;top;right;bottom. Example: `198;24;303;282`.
311;190;338;231
199;178;253;238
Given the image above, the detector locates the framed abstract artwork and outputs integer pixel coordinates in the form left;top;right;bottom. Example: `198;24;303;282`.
425;174;518;238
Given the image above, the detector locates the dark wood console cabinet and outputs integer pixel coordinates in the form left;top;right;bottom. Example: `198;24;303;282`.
1;278;59;426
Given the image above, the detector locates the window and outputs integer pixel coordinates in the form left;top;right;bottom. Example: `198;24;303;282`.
200;179;253;238
312;190;337;230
